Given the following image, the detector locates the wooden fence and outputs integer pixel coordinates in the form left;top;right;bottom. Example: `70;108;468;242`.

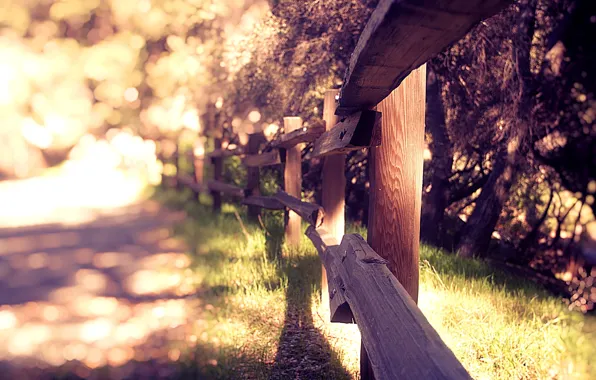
156;0;510;378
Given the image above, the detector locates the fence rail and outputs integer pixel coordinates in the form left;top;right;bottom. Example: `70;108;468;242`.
156;0;511;378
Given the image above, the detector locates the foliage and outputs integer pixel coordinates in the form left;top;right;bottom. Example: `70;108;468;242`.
420;0;596;294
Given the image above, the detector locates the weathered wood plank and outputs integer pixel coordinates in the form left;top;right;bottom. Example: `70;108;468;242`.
207;147;244;158
336;0;510;114
242;196;285;210
336;234;470;379
305;226;353;324
179;174;207;193
309;110;381;158
243;150;282;168
207;180;245;199
270;119;326;149
274;190;325;228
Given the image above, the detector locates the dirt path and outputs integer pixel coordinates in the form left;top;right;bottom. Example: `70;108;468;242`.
0;170;202;379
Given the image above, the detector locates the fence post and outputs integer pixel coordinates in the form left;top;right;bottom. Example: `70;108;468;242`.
321;89;345;302
189;139;202;200
246;131;266;222
212;137;223;213
363;65;426;379
283;116;303;247
205;103;222;213
174;136;182;191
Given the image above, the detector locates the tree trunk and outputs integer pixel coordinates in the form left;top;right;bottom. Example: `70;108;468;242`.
457;149;517;258
457;0;537;258
421;66;452;246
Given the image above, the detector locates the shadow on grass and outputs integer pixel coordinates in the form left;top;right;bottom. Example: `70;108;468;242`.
160;188;351;379
270;252;351;380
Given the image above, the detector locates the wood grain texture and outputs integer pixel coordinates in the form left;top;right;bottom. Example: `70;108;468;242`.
243;150;281;168
336;234;470;379
283;117;303;247
336;0;510;114
305;226;353;323
368;66;426;301
242;196;285;210
310;110;381;158
274;190;324;228
320;89;345;308
207;180;245;199
270;119;326;149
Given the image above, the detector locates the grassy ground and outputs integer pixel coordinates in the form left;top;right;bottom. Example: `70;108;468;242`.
158;189;596;379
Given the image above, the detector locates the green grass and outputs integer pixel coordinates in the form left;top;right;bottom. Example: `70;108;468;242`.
156;188;596;379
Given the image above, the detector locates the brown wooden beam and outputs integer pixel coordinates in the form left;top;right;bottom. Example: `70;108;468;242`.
270;119;326;149
274;190;324;228
334;234;470;379
305;226;353;324
309;110;381;158
207;147;244;159
336;0;510;115
207;180;245;199
243;150;282;168
242;196;285;210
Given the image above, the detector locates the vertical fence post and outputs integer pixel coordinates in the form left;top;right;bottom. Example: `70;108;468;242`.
193;139;205;198
321;89;344;302
363;65;426;379
174;136;182;191
205;103;222;213
283;116;303;247
246;131;266;222
212;137;223;213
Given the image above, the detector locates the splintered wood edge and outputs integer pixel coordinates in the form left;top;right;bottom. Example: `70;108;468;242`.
273;190;325;227
243;150;282;167
309;110;381;158
305;226;354;324
271;121;326;149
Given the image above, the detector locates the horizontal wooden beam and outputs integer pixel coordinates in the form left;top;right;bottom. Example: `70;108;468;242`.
336;0;510;114
336;234;470;379
207;147;244;158
243;150;282;168
178;174;207;193
309;110;381;158
305;226;354;323
273;190;325;228
242;196;285;210
207;180;245;198
270;120;326;149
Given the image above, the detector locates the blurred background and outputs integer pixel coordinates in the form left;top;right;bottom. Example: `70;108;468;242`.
0;0;595;378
